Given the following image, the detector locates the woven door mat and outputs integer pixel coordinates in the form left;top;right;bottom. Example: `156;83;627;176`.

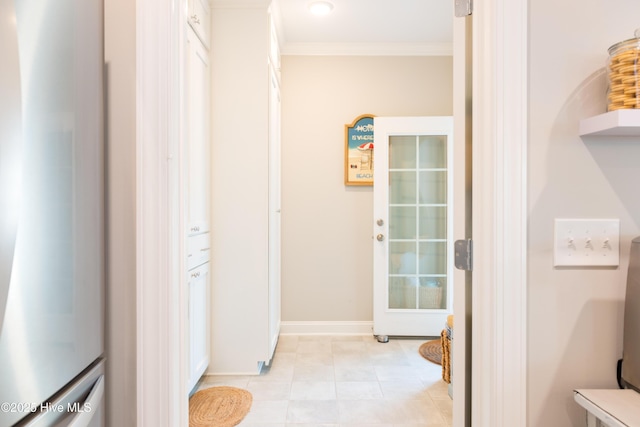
418;339;442;365
189;386;252;427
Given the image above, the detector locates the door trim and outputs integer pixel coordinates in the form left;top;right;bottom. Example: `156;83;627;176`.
472;0;528;425
132;0;529;424
136;0;185;425
452;13;471;427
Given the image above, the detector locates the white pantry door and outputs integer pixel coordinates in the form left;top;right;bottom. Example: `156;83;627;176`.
373;116;454;339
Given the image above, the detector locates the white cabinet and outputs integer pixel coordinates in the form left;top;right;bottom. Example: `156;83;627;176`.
210;4;281;374
184;19;210;391
186;26;210;236
187;261;210;391
267;59;281;357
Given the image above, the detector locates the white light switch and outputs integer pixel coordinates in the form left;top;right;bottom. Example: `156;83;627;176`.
554;219;620;267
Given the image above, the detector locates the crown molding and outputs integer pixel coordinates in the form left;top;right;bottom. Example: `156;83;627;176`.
211;0;270;8
281;41;453;56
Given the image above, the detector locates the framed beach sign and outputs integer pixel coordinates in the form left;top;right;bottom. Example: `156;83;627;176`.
344;114;375;186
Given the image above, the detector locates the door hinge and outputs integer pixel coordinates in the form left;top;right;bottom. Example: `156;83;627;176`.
455;0;472;17
454;239;473;271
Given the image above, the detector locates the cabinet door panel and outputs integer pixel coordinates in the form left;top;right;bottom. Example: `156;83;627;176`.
186;28;210;235
268;65;281;357
188;262;209;391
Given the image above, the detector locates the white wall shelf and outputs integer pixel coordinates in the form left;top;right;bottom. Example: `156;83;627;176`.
579;110;640;137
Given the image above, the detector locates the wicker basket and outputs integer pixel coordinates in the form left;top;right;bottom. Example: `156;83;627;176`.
441;315;454;384
441;327;451;383
419;285;443;309
389;280;415;309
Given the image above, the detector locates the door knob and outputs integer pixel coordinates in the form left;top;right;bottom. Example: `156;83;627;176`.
376;234;384;241
377;219;384;226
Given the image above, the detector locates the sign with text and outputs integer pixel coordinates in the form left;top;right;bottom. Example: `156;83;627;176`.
344;114;375;186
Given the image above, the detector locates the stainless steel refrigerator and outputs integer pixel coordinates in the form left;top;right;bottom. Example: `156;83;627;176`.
0;0;105;425
621;237;640;392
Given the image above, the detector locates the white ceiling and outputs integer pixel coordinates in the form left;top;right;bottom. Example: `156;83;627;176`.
271;0;454;55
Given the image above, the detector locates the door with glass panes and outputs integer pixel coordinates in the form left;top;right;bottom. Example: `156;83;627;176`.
373;116;453;339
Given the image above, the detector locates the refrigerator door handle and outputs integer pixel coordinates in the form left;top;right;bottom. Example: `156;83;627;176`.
0;0;24;333
67;375;104;427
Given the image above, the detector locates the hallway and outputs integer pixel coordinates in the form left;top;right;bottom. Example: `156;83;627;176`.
195;334;452;426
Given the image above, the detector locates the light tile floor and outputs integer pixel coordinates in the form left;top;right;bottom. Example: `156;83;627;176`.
195;335;453;427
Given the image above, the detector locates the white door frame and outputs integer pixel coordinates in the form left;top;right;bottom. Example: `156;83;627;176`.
136;0;187;425
471;0;528;425
133;0;529;426
451;12;471;427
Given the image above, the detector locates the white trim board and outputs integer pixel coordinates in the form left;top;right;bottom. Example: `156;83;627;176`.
471;0;528;425
280;321;374;336
136;0;184;425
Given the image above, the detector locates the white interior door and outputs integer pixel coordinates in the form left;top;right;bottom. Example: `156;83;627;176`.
373;116;454;339
452;11;472;427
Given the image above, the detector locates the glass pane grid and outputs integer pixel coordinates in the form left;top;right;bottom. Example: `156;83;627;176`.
387;134;448;312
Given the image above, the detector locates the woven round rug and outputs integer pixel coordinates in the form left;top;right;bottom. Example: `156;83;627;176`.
189;386;253;427
419;339;442;365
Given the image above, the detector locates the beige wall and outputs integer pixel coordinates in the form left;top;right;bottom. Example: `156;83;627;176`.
280;56;453;322
528;3;640;426
104;0;137;424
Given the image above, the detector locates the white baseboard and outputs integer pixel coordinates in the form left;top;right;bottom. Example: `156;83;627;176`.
280;321;374;336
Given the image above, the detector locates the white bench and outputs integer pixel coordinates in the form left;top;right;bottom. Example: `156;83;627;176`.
574;389;640;427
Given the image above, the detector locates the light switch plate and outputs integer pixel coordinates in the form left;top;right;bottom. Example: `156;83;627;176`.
554;219;620;267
